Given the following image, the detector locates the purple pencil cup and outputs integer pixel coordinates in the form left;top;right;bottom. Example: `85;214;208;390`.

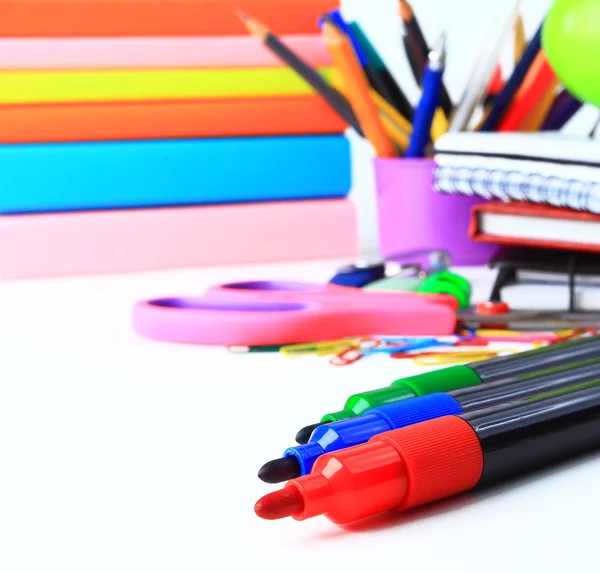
374;158;498;266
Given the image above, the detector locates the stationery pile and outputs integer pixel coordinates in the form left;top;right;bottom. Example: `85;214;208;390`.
431;4;598;255
0;0;358;280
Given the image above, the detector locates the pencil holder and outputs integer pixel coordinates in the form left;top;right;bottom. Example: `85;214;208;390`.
374;158;498;266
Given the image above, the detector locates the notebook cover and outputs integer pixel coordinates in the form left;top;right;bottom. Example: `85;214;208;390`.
0;135;351;214
0;67;333;105
0;97;346;143
0;36;331;70
469;201;600;253
0;1;338;37
0;200;359;280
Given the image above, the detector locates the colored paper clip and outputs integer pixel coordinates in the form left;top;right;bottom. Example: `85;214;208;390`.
458;329;578;344
361;339;453;356
411;348;520;366
280;339;363;357
330;346;364;366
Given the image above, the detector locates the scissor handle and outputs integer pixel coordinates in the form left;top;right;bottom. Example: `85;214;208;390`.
132;296;322;346
206;280;459;310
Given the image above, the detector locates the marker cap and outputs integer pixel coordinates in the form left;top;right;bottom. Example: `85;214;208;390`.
392;364;482;394
286;416;483;524
321;384;418;423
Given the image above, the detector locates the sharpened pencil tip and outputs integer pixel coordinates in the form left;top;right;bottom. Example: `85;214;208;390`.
258;457;302;484
236;11;269;40
255;487;304;520
295;422;323;444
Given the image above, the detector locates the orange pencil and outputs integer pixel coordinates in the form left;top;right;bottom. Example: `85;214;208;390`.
322;21;396;158
498;52;557;132
519;77;559;131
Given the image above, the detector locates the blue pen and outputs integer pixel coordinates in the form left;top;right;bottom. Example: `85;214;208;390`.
405;33;447;158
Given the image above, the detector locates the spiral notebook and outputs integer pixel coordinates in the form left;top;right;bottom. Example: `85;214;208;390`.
433;132;600;214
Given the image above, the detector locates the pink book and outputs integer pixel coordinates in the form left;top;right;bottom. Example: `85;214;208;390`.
0;36;330;69
0;200;358;280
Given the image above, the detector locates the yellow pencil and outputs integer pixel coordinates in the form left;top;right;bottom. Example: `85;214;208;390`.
514;13;527;65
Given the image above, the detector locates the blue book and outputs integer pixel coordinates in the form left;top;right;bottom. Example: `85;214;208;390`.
0;135;351;214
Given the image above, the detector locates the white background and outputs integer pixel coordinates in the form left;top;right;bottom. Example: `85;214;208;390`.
2;1;600;572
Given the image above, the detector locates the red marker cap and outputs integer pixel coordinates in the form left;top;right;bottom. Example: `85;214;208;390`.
255;416;484;524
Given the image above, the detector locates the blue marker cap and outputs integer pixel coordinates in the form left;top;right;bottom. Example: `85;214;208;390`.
284;392;464;476
318;9;370;67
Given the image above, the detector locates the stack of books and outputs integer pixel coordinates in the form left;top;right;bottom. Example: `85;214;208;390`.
0;0;357;280
433;132;600;255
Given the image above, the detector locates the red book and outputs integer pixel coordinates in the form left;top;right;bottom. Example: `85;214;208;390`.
469;202;600;254
0;0;338;37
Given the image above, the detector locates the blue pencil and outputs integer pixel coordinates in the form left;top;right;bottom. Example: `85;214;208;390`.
479;22;543;132
405;33;446;158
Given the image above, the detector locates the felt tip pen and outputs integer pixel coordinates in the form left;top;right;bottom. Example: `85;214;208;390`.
294;334;600;443
259;360;600;483
256;383;600;525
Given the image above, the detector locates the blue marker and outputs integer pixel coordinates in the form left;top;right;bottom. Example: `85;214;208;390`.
406;32;447;158
257;360;600;483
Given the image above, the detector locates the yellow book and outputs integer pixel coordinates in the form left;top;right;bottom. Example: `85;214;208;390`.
0;67;333;104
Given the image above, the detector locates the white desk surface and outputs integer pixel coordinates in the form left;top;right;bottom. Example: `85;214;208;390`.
0;259;597;573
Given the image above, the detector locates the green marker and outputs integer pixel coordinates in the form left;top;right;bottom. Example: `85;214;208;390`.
294;334;600;444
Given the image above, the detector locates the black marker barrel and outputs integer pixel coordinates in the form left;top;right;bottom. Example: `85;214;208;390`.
464;383;600;487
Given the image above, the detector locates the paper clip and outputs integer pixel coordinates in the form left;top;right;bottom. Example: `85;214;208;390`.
412;349;520;366
330;346;364;366
280;339;360;357
362;339;452;356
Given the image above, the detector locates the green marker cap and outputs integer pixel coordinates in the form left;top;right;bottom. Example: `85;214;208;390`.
321;384;418;423
392;364;482;394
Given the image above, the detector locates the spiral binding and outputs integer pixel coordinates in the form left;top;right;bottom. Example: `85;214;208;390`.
433;165;600;214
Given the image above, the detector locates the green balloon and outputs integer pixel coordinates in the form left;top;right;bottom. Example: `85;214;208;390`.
543;0;600;107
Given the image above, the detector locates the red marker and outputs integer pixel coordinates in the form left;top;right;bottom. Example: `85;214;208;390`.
255;383;600;525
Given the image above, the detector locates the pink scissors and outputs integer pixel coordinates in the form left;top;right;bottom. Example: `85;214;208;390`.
132;280;458;346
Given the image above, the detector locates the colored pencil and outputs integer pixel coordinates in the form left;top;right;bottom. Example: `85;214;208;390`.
514;12;527;65
519;79;559;132
238;12;364;136
398;0;453;117
331;70;410;151
322;21;397;158
347;21;414;121
323;11;410;120
541;91;583;131
498;52;557;131
449;0;520;132
479;21;543;131
406;33;447;157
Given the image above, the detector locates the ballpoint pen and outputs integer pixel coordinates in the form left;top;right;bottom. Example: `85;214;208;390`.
405;33;446;157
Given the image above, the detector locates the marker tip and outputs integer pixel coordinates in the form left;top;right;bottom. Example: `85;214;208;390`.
258;456;302;484
295;422;322;444
255;487;304;520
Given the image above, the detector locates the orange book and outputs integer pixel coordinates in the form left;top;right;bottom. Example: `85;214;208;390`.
0;96;346;143
0;0;338;37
